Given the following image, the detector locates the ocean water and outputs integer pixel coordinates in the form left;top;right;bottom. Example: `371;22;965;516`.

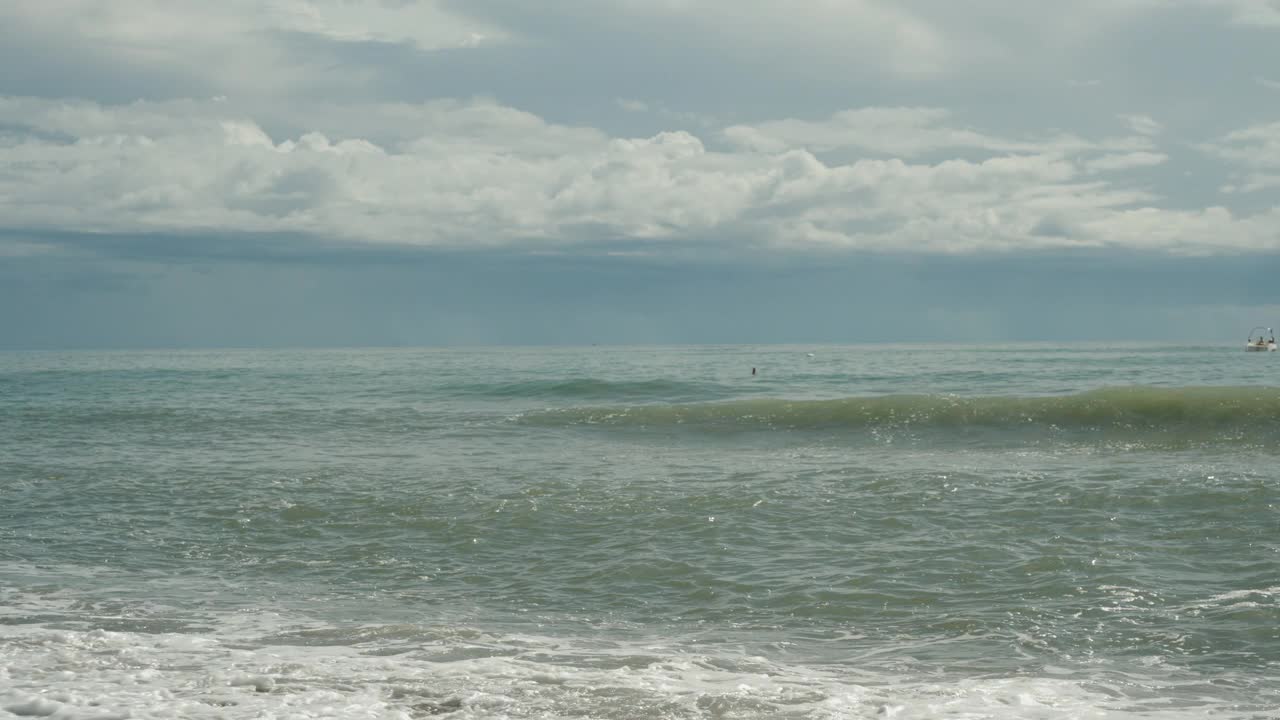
1;344;1277;719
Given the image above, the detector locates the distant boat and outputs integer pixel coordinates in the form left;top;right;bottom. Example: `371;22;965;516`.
1246;327;1276;352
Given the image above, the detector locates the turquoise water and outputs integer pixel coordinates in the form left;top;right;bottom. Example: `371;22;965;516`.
1;344;1278;718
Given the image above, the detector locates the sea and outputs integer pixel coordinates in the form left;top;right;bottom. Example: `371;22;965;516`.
1;344;1277;719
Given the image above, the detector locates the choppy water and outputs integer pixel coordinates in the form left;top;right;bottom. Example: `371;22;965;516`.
2;344;1278;719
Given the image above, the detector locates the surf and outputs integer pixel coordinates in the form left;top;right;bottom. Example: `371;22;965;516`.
522;386;1280;444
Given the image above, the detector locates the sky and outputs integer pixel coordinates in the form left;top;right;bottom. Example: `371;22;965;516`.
2;0;1280;348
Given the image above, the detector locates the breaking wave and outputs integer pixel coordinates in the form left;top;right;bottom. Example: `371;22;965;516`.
523;386;1280;443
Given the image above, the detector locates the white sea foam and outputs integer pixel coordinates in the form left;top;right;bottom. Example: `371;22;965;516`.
1;567;1273;719
0;609;1269;720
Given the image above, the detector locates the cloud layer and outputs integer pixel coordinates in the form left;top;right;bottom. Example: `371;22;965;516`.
1;0;1279;259
3;94;1278;255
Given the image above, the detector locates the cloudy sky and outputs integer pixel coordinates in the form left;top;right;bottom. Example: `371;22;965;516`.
2;0;1280;348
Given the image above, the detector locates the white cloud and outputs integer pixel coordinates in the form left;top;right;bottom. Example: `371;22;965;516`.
3;95;1278;256
1085;151;1168;172
5;0;500;53
269;0;505;50
0;1;499;100
1211;122;1280;194
1223;173;1280;193
3;0;1271;114
613;99;715;130
722;108;1153;158
1082;206;1280;255
1119;114;1163;136
1202;121;1280;168
724;108;998;156
1;2;1278;259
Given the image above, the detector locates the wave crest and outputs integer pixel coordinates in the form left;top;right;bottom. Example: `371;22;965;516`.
523;386;1280;438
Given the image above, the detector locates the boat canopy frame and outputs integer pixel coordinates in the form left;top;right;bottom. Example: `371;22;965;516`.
1248;326;1274;343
